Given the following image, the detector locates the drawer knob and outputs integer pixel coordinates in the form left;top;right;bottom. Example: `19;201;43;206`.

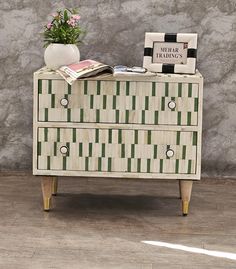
60;146;68;154
168;101;176;110
60;98;69;107
166;149;174;158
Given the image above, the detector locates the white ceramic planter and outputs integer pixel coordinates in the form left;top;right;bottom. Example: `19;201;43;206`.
44;44;80;70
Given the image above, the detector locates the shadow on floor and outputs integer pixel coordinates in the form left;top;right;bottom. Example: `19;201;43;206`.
51;193;182;218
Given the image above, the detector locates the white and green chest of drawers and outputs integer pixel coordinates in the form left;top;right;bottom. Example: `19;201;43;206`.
33;67;203;215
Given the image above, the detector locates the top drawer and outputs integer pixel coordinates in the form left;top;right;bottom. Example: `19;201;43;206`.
38;79;199;126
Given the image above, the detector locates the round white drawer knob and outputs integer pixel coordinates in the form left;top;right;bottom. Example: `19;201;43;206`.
168;101;176;109
166;149;174;158
60;146;68;154
60;98;69;107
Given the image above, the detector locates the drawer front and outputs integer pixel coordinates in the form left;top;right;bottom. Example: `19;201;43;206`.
38;79;199;126
37;127;197;174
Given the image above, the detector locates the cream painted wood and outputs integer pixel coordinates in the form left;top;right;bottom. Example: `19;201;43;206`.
33;68;203;214
36;121;199;131
38;80;199;125
37;127;197;174
35;67;203;82
35;169;200;180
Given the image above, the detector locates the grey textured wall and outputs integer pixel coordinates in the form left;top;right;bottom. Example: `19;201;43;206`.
0;0;236;178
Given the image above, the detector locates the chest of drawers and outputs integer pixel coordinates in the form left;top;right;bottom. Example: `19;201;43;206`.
33;68;203;215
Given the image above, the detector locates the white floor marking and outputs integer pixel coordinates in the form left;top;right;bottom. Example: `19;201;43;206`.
142;241;236;261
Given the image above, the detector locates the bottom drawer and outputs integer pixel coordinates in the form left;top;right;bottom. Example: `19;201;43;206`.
37;127;197;175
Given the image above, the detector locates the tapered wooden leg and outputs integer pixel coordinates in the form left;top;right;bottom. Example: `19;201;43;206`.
180;180;193;216
41;177;53;211
52;177;58;196
178;180;182;199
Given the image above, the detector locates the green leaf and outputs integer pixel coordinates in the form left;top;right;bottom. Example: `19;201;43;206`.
64;9;68;21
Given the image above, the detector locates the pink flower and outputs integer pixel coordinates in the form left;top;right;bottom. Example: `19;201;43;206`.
71;14;81;21
67;18;77;27
47;22;53;29
51;13;58;17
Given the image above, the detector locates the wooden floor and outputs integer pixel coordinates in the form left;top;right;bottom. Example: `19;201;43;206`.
0;172;236;269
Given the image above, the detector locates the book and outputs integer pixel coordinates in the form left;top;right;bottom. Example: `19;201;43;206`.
56;59;156;85
57;59;113;85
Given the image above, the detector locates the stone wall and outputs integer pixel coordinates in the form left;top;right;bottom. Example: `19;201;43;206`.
0;0;236;178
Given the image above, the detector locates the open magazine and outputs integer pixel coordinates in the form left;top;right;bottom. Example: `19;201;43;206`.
57;59;113;85
56;59;155;85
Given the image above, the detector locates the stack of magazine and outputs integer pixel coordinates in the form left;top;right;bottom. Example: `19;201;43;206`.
56;59;155;85
56;60;113;85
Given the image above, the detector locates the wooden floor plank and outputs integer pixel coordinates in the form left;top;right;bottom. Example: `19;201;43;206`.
0;172;235;268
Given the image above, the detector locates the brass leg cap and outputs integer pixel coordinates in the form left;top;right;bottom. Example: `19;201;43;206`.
43;198;51;211
182;201;189;216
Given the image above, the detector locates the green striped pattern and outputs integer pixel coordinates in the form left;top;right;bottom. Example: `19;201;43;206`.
38;80;199;126
37;128;197;174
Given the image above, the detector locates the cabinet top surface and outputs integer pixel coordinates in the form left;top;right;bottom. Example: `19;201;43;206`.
34;66;203;82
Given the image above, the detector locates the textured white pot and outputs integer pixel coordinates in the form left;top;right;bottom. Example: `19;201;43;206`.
44;44;80;70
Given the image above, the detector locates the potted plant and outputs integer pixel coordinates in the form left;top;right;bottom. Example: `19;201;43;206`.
43;8;84;70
